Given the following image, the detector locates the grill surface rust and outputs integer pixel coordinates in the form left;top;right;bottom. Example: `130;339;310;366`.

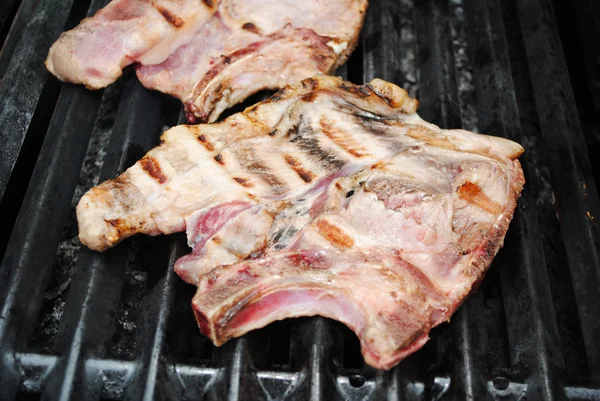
0;0;599;400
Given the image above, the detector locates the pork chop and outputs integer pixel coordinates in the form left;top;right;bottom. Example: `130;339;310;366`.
76;76;524;369
45;0;367;122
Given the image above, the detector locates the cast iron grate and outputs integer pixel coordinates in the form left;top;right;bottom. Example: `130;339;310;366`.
1;0;599;399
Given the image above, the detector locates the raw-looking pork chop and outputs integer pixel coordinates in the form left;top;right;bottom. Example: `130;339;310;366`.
76;76;524;369
45;0;367;122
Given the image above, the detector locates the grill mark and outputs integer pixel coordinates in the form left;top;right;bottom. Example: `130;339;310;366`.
353;113;408;152
214;154;225;165
154;5;184;27
202;0;214;8
457;181;503;215
140;156;167;183
197;134;215;151
302;92;318;102
339;82;373;98
291;134;345;171
319;118;369;158
242;22;260;33
301;77;319;90
233;177;253;188
288;119;345;171
315;219;354;250
105;218;137;237
232;147;287;192
244;160;286;190
284;154;315;183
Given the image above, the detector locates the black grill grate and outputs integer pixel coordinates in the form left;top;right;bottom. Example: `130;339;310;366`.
1;0;599;399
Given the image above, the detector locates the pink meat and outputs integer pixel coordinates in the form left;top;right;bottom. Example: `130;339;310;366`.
45;0;368;121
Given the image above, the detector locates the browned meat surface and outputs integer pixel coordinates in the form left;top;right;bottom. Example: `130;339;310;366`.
76;76;524;369
45;0;367;122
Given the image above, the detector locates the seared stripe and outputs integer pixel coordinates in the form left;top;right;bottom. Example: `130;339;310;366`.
233;177;253;188
105;218;135;237
202;0;214;8
214;154;225;165
245;160;287;190
284;154;315;183
316;219;354;250
301;77;319;90
457;181;503;215
288;119;345;171
197;134;215;151
320;118;370;158
242;22;260;33
154;5;184;27
338;82;373;98
231;146;287;192
353;114;407;152
140;156;167;183
291;134;345;171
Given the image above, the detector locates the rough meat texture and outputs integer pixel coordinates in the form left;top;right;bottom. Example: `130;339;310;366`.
76;76;524;369
45;0;367;122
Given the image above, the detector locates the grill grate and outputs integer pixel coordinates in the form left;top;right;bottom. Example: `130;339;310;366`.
1;0;599;399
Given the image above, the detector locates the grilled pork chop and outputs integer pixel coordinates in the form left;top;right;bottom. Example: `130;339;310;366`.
45;0;367;122
77;76;524;369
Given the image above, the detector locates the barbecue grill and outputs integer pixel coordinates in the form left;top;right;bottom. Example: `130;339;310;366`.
1;0;599;399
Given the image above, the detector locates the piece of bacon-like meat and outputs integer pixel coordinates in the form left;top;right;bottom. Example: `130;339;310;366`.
76;76;524;369
45;0;218;89
45;0;368;121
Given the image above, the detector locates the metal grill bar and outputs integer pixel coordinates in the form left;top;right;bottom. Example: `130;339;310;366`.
0;0;39;78
0;0;75;200
15;354;600;400
0;83;100;400
121;237;185;401
42;79;163;401
516;0;600;379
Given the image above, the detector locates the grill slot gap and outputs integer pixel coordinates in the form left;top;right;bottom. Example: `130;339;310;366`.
0;0;22;52
345;41;363;85
265;320;292;368
166;275;216;364
341;324;363;370
25;82;122;355
480;264;512;377
15;393;41;401
551;0;600;183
